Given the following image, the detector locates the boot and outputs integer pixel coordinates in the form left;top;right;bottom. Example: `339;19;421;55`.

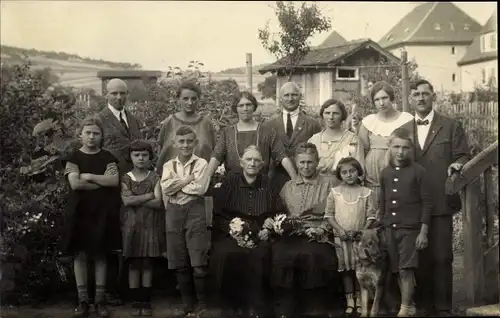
193;272;208;316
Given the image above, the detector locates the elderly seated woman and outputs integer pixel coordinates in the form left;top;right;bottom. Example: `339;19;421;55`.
209;145;283;318
271;142;340;318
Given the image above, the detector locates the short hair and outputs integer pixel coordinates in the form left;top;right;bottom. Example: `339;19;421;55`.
295;142;319;162
370;81;395;103
77;115;105;147
175;125;197;139
241;145;263;159
389;127;414;147
128;139;154;159
410;79;434;92
232;91;258;113
335;157;364;183
176;81;202;99
319;98;348;121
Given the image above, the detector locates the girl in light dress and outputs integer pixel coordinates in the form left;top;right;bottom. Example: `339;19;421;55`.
324;157;377;315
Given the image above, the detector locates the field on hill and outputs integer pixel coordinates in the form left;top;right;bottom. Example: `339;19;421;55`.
1;49;270;98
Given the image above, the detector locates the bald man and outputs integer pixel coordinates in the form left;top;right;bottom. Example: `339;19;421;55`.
263;82;321;191
99;79;143;174
98;78;143;306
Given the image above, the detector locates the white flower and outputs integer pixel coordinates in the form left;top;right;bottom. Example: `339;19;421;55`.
214;182;222;188
273;214;287;235
215;164;226;175
229;218;244;234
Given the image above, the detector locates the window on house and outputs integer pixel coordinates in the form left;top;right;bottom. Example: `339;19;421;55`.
434;23;441;30
490;33;497;50
481;68;486;83
336;67;358;81
452;73;456;82
451;46;455;55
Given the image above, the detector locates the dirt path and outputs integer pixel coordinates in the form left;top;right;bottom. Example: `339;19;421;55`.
1;253;468;317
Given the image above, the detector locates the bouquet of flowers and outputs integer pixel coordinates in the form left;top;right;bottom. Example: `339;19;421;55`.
265;213;340;247
229;217;259;249
264;213;304;236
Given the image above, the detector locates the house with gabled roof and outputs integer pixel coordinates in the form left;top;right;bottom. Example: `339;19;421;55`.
258;38;400;109
379;2;482;92
458;10;497;92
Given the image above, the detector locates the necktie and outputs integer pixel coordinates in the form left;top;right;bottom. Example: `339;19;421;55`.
416;119;429;126
286;113;293;138
119;112;129;130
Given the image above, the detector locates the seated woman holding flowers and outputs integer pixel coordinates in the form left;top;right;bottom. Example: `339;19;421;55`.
271;142;340;318
210;145;283;318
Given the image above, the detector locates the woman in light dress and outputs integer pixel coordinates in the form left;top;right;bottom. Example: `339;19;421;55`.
308;98;362;184
357;81;413;208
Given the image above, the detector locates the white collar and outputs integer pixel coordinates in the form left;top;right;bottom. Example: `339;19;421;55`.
282;108;300;117
415;109;434;122
174;154;198;166
108;104;125;117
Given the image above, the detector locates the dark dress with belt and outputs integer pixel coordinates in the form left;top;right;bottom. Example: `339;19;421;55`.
62;149;122;256
210;173;283;314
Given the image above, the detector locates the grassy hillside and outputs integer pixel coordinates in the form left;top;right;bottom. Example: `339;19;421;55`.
0;45;272;96
217;63;269;75
1;45;141;69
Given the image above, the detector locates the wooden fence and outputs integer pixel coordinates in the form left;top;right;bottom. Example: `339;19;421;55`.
435;101;498;141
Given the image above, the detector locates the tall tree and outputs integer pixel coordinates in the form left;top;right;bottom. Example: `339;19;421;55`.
258;1;331;80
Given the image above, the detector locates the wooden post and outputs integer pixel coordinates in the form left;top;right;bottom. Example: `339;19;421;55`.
401;50;409;112
246;53;253;93
462;178;485;307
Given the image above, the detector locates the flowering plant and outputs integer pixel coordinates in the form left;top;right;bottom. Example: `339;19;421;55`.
265;213;339;247
229;217;259;249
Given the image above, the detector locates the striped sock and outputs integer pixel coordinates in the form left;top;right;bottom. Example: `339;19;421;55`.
95;285;106;304
77;285;89;303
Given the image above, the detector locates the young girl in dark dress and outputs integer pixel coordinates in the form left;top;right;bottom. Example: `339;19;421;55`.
121;140;164;316
64;116;121;318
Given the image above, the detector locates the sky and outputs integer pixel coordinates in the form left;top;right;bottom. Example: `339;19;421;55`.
1;1;496;72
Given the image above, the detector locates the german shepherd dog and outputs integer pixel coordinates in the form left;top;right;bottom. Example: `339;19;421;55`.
352;227;389;317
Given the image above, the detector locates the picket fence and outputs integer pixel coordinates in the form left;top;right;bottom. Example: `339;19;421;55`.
435;101;498;139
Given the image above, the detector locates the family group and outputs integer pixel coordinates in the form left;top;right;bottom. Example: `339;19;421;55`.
62;76;469;318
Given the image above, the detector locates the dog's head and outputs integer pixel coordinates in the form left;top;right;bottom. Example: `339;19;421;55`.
355;228;383;264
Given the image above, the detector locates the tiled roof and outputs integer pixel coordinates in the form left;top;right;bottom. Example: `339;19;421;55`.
379;2;482;49
258;39;400;74
481;10;497;34
458;10;498;66
317;31;348;49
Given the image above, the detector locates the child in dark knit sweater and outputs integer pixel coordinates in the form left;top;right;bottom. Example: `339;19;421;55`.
378;128;433;317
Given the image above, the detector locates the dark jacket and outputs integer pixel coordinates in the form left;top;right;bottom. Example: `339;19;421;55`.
400;111;469;216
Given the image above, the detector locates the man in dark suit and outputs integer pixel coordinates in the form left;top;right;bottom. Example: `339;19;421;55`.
98;78;143;306
401;79;469;316
263;82;321;192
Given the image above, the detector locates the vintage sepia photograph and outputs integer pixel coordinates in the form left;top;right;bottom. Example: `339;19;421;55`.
0;1;498;317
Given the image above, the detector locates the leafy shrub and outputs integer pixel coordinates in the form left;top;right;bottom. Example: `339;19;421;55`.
0;62;94;306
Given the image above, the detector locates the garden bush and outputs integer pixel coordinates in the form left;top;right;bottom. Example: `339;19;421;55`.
0;61;239;306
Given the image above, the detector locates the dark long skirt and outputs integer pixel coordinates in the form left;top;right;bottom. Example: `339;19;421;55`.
272;235;338;289
209;236;271;313
272;235;342;316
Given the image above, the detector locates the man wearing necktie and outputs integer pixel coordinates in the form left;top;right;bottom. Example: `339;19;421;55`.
98;78;144;306
263;82;321;191
401;79;469;317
